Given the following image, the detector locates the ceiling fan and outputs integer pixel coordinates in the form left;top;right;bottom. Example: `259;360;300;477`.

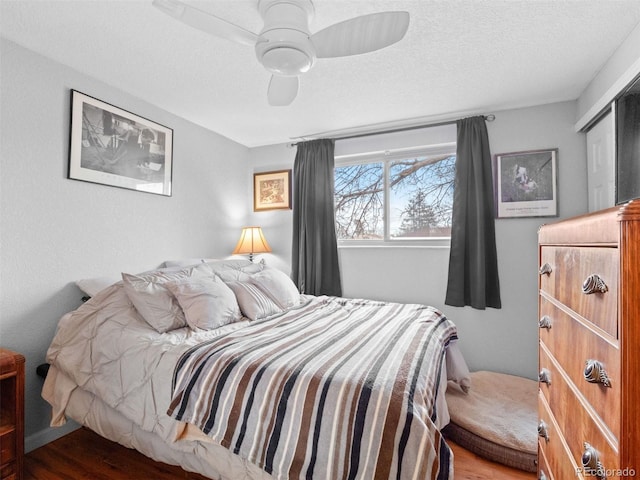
152;0;410;106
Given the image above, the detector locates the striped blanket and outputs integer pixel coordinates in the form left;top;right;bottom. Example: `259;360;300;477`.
168;295;457;480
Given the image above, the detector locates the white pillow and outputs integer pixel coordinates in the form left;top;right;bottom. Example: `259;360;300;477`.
225;268;300;321
165;275;241;330
251;268;300;309
162;258;218;268
121;264;212;333
226;281;282;321
76;276;120;297
214;261;265;282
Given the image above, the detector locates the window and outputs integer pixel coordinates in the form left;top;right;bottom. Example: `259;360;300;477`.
334;144;456;242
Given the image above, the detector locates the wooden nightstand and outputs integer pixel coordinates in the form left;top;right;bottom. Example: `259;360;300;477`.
0;349;24;480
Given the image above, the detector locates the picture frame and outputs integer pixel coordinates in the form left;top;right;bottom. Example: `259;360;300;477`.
253;169;292;211
68;90;173;196
493;148;558;218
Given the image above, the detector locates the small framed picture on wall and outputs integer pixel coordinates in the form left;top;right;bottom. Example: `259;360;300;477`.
493;148;558;218
253;169;292;211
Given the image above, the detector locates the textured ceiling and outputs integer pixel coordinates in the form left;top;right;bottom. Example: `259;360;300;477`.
2;1;640;147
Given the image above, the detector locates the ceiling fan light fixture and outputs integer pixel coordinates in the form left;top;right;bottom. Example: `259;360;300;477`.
261;46;312;75
255;27;315;75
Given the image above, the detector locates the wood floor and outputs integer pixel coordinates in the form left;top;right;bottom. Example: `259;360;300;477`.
24;427;536;480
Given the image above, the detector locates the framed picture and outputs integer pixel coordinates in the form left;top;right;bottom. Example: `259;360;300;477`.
68;90;173;196
493;148;558;218
253;169;292;211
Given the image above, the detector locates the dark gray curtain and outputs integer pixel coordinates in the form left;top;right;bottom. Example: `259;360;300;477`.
445;116;501;309
292;139;342;296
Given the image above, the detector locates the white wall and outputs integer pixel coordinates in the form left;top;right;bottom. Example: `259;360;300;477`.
0;39;251;450
250;101;587;381
246;144;296;273
576;21;640;130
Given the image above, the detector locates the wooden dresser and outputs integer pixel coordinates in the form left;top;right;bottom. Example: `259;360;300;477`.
537;200;640;479
0;348;24;480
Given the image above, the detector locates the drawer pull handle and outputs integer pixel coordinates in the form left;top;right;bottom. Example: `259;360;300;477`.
582;274;608;294
582;442;606;479
539;315;552;329
539;368;551;386
539;471;547;480
537;420;549;442
584;359;612;388
539;263;552;276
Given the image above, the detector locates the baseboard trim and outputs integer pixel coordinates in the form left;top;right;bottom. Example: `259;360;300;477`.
25;420;80;453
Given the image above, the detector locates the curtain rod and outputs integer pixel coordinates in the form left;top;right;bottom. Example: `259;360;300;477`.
289;114;495;147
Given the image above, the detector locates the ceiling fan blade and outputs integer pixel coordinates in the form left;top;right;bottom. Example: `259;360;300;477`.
312;11;410;58
267;75;299;106
152;0;258;47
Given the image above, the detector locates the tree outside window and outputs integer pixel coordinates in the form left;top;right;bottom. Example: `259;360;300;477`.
335;151;455;241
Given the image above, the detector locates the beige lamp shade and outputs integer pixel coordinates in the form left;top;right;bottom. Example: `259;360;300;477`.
232;226;272;261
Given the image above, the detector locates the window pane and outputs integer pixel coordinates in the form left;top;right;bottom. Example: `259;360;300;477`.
334;163;384;239
389;155;455;238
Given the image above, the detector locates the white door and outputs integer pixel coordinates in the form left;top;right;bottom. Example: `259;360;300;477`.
586;110;615;212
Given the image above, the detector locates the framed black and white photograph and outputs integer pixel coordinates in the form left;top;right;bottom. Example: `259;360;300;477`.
68;90;173;196
493;148;558;218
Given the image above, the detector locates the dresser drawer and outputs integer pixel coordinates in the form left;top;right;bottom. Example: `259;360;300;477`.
538;392;584;480
0;461;16;480
539;344;619;474
539;297;620;438
539;246;618;337
0;430;15;464
538;444;555;480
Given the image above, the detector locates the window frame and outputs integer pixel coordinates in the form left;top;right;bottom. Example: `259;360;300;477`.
334;142;456;247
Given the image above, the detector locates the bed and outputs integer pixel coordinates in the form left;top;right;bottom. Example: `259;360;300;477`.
42;259;470;480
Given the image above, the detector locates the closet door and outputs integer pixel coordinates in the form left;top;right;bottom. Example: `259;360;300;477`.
586;110;615;212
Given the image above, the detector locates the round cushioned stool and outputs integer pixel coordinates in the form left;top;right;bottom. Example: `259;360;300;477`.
443;370;538;472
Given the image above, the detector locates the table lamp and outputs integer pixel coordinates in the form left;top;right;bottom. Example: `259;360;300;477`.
232;226;272;262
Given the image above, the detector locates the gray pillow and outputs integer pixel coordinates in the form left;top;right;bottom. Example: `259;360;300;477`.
165;275;241;330
121;264;212;333
225;268;300;321
226;280;282;321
